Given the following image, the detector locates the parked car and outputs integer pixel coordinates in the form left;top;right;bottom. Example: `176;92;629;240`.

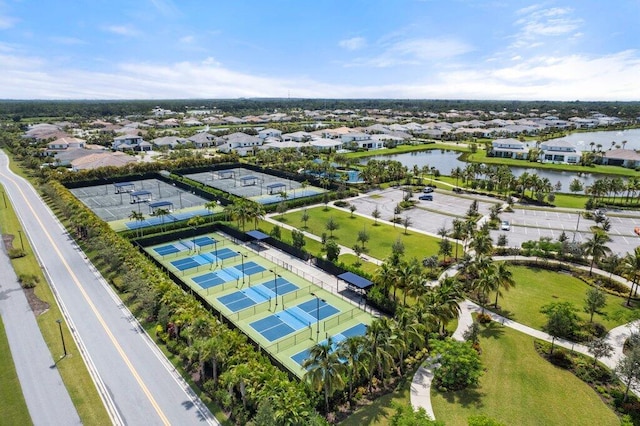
422;187;434;193
419;194;433;201
501;220;510;231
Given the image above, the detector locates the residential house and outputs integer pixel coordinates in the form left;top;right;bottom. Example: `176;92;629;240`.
152;136;187;149
490;138;529;159
71;151;138;171
188;132;218;148
601;149;640;169
219;132;262;156
539;140;580;164
341;132;383;149
281;131;312;142
258;128;283;139
113;134;151;151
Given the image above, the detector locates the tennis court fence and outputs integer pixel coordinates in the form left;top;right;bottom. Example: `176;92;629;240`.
323;307;362;332
235;300;271;322
265;325;313;353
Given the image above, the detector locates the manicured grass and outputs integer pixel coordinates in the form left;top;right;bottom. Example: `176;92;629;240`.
494;264;640;330
339;375;414;426
274;206;456;261
233;219;325;257
431;324;619;426
0;184;110;425
0;316;32;425
338;254;379;275
467;149;639;177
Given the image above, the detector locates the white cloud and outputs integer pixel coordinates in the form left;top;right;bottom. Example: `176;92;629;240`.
50;36;87;45
0;14;17;30
1;49;640;101
103;25;140;37
511;6;582;49
338;37;366;51
346;37;472;68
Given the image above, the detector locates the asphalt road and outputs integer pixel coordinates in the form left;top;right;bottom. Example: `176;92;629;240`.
0;241;80;425
0;151;218;426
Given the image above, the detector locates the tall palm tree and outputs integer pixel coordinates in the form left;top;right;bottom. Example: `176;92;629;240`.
582;231;612;276
336;336;368;405
373;261;397;299
451;219;465;261
493;262;515;307
623;247;640;306
302;337;346;413
365;317;395;392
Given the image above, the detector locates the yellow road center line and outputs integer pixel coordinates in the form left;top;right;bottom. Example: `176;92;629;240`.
2;171;170;426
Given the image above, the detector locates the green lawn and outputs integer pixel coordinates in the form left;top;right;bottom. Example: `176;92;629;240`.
274;206;456;262
494;264;640;330
339;375;414;426
338;253;379;275
0;183;110;425
431;324;620;426
467;149;639;177
0;316;32;425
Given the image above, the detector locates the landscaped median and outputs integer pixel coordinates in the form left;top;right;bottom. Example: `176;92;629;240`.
0;184;110;425
272;205;456;262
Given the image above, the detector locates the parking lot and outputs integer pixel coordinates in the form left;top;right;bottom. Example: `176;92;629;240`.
348;188;640;257
349;187;501;237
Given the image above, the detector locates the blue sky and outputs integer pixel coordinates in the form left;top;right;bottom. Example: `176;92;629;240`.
1;0;639;100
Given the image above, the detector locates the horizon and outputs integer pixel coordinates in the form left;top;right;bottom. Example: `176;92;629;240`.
2;1;639;101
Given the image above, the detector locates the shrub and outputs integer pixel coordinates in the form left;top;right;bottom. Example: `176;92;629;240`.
477;313;492;324
334;200;349;208
17;273;39;289
8;248;25;258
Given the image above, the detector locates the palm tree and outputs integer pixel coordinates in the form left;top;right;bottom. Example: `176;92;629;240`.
623;247;640;306
128;210;145;237
365;317;395;392
582;231;612;276
302;337;346;413
373;261;398;300
336;336;368;405
451;219;465;260
493;262;515;307
204;200;218;222
154;207;170;232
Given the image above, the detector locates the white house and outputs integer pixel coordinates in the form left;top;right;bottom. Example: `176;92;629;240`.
539;140;580;164
219;132;262;156
490;138;529;159
258;128;282;139
112;134;151;151
341;132;383;149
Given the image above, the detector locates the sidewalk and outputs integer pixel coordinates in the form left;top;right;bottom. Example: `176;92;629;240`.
0;245;80;425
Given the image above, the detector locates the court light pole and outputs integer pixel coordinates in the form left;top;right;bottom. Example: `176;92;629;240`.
269;269;281;309
237;251;247;286
56;319;67;357
310;293;325;341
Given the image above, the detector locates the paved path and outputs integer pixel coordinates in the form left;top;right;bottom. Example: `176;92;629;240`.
0;244;80;425
410;256;640;419
0;151;217;425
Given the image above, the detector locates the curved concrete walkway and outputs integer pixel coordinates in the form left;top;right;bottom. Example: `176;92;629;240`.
410;257;640;419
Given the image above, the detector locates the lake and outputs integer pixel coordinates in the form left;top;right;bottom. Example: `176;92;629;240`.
361;149;609;193
547;128;640;151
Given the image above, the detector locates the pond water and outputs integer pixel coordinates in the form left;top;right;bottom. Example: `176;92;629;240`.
361;149;615;193
550;128;640;151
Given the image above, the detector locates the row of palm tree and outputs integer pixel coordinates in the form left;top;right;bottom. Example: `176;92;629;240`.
586;176;640;205
223;199;265;230
303;273;464;413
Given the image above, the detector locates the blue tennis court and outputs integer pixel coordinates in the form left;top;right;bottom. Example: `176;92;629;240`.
193;236;216;247
192;272;226;289
154;244;180;256
292;323;368;365
238;261;266;276
262;276;298;294
213;247;239;260
250;315;296;342
250;299;340;342
217;280;299;313
297;298;340;321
